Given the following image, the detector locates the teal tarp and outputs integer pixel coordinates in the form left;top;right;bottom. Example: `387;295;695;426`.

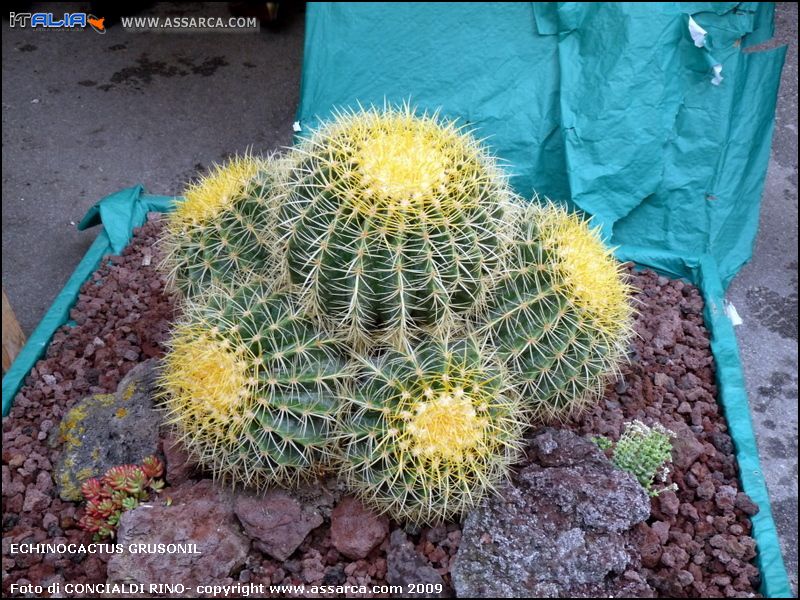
297;2;785;289
297;2;789;596
1;187;175;416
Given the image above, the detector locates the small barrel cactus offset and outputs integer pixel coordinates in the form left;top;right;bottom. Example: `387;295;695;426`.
159;279;348;487
478;200;634;420
337;335;525;524
280;105;513;345
160;154;283;297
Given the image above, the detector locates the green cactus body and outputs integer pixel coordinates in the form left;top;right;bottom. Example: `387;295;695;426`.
161;156;283;297
157;108;635;521
337;335;525;524
159;280;348;487
280;106;511;345
479;201;634;420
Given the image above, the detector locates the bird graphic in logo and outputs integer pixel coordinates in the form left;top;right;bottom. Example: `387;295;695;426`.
87;15;106;33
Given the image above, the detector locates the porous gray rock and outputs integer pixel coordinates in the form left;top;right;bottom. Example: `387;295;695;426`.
107;479;249;591
451;428;654;598
386;529;446;597
54;360;161;501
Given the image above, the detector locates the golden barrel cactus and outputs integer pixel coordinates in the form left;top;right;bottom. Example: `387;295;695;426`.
279;106;513;345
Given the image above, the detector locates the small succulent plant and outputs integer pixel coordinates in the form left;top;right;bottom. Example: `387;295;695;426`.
78;456;164;540
598;420;677;496
592;435;613;451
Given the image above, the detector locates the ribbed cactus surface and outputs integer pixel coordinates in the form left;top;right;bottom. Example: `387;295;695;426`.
478;201;634;419
279;106;511;344
159;280;347;487
337;335;525;524
156;107;636;525
161;155;283;297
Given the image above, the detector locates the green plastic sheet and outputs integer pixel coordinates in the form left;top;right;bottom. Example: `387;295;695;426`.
1;186;175;417
297;2;790;596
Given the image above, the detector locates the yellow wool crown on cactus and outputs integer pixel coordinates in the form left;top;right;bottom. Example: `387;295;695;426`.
159;279;348;488
171;154;265;230
537;202;633;337
336;336;526;524
327;108;488;228
279;105;512;345
163;329;251;426
478;199;634;420
160;154;284;297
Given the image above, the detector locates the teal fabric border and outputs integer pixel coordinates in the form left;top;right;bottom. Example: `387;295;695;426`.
615;246;792;597
696;259;791;598
1;186;176;416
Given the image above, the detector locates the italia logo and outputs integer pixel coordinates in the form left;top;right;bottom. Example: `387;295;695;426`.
87;16;106;33
8;12;107;33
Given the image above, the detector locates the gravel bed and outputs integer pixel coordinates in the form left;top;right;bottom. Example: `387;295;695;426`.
1;217;761;598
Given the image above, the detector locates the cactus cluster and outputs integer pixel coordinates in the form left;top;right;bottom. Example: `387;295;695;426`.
158;106;634;524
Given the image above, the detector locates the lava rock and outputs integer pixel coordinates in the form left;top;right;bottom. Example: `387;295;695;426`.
637;524;663;569
386;529;446;597
54;360;161;501
657;491;681;517
669;420;706;471
451;428;654;598
653;313;682;350
234;490;323;561
290;477;340;519
714;485;737;513
107;480;249;591
734;493;760;517
696;479;716;500
161;434;194;486
22;488;50;514
330;496;389;560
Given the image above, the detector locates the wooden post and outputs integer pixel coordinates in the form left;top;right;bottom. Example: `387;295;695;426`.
2;288;26;372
